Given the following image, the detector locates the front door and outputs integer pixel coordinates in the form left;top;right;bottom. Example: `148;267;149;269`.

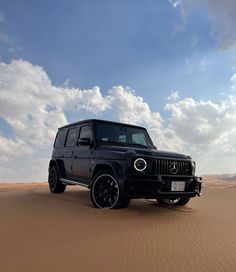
72;123;93;185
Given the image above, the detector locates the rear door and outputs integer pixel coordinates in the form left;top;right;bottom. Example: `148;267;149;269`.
72;122;93;184
63;127;78;179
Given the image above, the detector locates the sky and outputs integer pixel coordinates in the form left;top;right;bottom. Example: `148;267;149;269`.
0;0;236;181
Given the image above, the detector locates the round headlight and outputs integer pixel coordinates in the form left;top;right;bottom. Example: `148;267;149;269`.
134;158;147;172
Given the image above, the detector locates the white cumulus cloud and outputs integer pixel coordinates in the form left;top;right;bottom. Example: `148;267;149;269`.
0;59;236;180
165;97;236;146
0;60;110;148
231;74;236;89
109;86;163;129
168;91;180;101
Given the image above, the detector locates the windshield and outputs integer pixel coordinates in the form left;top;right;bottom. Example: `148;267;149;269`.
95;122;155;149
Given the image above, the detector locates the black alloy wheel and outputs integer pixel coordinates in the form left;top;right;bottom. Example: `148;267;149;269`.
91;171;130;209
156;197;190;206
48;165;66;193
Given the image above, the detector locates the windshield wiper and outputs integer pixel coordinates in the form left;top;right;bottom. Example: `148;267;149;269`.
128;143;150;149
99;141;150;148
99;140;126;146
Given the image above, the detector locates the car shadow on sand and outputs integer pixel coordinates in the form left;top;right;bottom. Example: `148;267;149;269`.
33;186;196;215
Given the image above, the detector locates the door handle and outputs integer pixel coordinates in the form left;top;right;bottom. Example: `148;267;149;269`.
74;155;78;159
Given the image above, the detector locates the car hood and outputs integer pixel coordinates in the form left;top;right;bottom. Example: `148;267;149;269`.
97;145;190;160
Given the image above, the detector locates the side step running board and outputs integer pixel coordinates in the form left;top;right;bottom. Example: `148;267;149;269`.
60;178;89;188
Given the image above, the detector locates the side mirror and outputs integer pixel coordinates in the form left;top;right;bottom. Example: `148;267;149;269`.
78;138;91;146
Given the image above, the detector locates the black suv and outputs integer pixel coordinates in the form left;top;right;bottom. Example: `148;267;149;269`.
48;119;202;209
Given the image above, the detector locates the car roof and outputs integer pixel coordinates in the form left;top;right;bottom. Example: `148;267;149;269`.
58;119;146;130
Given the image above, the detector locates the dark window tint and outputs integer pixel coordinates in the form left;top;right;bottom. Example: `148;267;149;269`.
79;125;92;140
66;128;77;147
132;133;147;145
95;122;154;149
54;130;66;148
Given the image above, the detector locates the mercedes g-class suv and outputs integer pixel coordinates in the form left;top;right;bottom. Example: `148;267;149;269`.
48;119;202;209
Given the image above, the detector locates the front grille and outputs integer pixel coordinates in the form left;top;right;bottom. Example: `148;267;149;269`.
156;159;191;176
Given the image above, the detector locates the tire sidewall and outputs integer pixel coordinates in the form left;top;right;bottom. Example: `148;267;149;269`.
90;171;121;209
49;165;59;192
157;197;190;206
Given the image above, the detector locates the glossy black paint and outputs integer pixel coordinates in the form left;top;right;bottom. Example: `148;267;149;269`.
49;119;202;199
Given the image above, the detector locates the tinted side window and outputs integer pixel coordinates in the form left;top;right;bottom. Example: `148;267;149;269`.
66;128;77;147
79;125;92;140
132;133;146;145
54;130;66;148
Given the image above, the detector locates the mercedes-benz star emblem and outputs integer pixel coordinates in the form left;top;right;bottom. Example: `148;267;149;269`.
169;161;178;174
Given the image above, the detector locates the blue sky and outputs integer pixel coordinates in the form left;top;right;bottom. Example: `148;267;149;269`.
1;0;236;180
1;0;235;107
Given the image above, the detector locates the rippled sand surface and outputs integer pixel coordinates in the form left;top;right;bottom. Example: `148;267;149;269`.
1;183;236;272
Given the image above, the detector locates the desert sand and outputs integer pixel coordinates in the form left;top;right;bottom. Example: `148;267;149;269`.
1;181;236;272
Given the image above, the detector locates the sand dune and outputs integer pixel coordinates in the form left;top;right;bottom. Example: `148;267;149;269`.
1;182;236;272
203;174;236;188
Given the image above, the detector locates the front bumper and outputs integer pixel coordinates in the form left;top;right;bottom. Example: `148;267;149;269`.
123;174;202;199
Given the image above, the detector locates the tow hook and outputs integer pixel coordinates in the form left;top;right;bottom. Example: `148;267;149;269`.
195;177;203;197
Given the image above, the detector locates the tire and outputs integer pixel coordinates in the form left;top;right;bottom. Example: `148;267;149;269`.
48;165;66;193
156;197;190;206
90;170;130;209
